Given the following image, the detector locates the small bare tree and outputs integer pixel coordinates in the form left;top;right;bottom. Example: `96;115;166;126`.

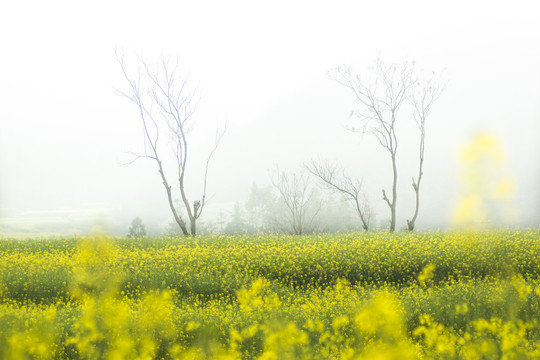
305;160;371;231
407;74;444;231
116;51;225;236
270;168;321;235
330;57;443;232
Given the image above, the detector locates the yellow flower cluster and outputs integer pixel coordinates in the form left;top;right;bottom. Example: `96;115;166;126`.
0;231;538;358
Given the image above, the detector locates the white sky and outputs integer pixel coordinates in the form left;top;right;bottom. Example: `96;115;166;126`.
1;0;539;236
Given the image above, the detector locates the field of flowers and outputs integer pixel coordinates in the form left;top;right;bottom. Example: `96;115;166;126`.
0;230;539;359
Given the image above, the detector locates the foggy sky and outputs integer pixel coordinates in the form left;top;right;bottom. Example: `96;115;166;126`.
1;0;539;236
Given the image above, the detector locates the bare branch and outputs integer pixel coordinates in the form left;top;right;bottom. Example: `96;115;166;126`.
305;159;370;231
120;151;155;166
197;119;227;219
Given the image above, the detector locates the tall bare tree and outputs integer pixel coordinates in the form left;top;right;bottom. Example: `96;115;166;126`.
116;51;225;236
406;74;444;231
305;160;371;231
330;58;415;232
330;57;443;232
270;168;321;235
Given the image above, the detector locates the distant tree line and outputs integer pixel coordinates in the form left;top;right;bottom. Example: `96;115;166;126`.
162;180;372;236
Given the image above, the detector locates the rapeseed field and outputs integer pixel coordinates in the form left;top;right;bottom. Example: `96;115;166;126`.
0;231;539;359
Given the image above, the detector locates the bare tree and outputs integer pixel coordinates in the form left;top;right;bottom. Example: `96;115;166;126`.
116;51;225;236
305;159;371;231
270;168;321;235
407;73;445;231
330;57;442;232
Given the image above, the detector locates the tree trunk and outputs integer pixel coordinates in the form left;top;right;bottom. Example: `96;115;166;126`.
389;154;398;232
407;179;420;231
190;217;196;236
159;164;190;237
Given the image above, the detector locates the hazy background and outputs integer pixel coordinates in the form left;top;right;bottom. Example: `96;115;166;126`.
1;0;539;236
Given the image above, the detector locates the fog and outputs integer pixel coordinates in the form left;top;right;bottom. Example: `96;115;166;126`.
1;0;539;236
